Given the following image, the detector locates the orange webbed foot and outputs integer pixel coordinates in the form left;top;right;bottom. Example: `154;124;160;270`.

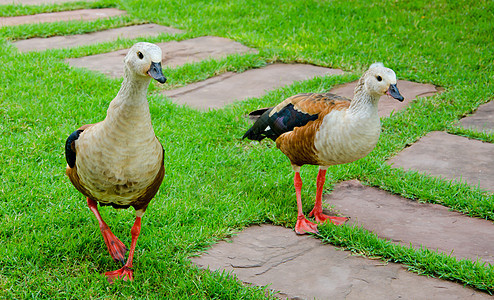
295;216;319;235
309;210;348;225
105;266;133;284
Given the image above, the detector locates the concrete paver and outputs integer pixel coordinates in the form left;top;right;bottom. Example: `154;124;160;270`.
67;36;256;78
192;225;490;299
13;24;184;52
164;64;343;110
325;180;494;265
459;100;494;132
330;80;441;117
0;8;125;27
387;131;494;192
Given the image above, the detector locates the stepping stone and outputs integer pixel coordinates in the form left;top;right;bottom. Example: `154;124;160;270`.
192;224;490;299
388;131;494;192
0;8;125;27
163;64;343;110
330;80;441;117
13;24;184;52
67;36;256;78
325;180;494;265
459;100;494;132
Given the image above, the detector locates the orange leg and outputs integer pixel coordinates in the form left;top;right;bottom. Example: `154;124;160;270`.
294;172;319;235
105;216;141;283
87;198;128;264
308;169;348;225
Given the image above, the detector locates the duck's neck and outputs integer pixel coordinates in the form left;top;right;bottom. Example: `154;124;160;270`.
115;70;152;106
104;70;153;131
348;79;379;119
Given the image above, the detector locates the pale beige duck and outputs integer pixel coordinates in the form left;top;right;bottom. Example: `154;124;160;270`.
65;42;167;282
243;63;404;234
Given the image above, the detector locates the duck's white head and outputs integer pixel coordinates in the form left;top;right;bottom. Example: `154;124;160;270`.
363;62;403;102
124;42;167;84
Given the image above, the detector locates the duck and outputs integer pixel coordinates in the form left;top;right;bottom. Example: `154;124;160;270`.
65;42;167;282
243;63;404;235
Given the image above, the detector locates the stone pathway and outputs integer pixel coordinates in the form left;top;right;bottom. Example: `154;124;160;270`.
388;131;494;191
3;2;493;298
325;180;494;265
192;225;490;299
13;24;184;52
66;36;257;78
163;64;343;110
0;8;125;27
459;101;494;132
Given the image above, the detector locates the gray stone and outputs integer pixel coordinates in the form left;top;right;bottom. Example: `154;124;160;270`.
163;64;343;110
13;24;184;52
329;80;441;117
192;224;490;299
0;8;125;27
459;101;494;132
325;180;494;265
67;36;256;78
388;131;494;192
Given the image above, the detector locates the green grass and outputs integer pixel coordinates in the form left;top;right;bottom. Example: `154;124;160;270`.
0;0;116;17
1;0;494;298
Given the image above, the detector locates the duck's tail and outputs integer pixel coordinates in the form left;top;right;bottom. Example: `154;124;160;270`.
242;107;277;141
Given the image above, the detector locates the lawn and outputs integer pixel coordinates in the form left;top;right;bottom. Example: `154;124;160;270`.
0;0;493;298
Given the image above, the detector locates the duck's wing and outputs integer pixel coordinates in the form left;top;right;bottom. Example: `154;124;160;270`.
64;123;96;168
286;93;350;116
242;93;350;141
65;123;100;202
274;93;351;167
242;107;275;141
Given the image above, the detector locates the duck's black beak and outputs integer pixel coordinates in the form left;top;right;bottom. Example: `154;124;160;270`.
386;83;404;102
148;61;167;84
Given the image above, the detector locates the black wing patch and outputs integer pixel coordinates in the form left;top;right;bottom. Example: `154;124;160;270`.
242;107;275;141
65;129;84;168
269;103;318;138
243;103;318;141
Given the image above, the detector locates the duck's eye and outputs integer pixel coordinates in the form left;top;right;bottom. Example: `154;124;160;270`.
376;75;382;82
137;51;144;59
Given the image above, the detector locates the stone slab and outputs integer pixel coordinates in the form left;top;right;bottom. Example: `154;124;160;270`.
0;8;125;27
330;80;441;117
0;0;84;4
13;24;184;52
192;225;490;299
325;180;494;265
388;131;494;192
459;101;494;132
163;64;343;110
67;36;256;78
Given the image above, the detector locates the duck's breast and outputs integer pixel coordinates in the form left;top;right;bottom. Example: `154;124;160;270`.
314;110;381;166
75;122;163;206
